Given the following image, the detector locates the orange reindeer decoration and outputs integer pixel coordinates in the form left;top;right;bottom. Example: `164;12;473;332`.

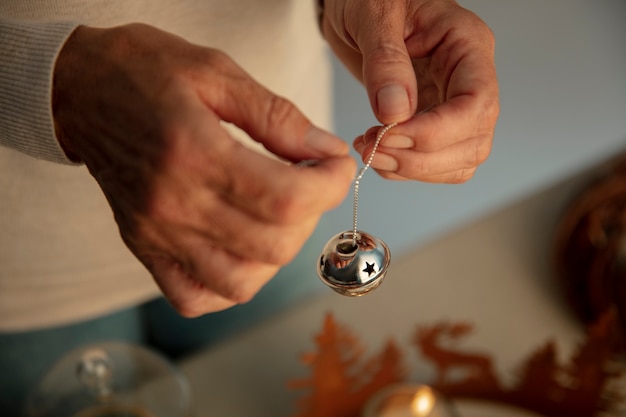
290;311;624;417
414;322;499;389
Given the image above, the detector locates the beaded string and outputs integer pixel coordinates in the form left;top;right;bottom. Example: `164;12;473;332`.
351;122;396;245
351;105;434;245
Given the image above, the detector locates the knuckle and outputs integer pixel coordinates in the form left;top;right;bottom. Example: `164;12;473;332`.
176;302;207;318
201;48;234;71
479;23;497;50
406;155;429;178
194;48;245;88
472;138;492;166
227;284;259;305
143;196;167;223
449;168;476;184
268;192;305;224
165;283;213;318
459;9;496;50
481;98;501;128
415;116;443;153
365;42;411;67
144;187;177;224
264;95;299;133
104;24;141;51
264;233;299;265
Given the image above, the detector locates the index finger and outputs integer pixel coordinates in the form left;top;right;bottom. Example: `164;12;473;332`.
220;142;357;224
350;1;418;124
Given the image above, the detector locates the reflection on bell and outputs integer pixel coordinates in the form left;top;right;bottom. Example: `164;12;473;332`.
317;230;391;297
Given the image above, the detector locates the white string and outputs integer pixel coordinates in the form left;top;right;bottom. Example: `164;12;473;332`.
351;105;435;245
352;122;397;244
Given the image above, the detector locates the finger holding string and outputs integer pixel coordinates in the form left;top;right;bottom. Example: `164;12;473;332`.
353;103;492;182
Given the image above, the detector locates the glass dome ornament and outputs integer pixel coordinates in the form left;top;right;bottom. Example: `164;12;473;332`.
25;341;191;417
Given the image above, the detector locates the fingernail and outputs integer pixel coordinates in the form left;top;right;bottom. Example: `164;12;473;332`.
377;85;410;120
306;127;348;156
369;153;398;171
383;134;413;149
363;133;412;149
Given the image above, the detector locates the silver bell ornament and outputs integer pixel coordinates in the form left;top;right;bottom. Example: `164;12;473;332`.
315;107;434;296
317;230;390;297
316;122;400;296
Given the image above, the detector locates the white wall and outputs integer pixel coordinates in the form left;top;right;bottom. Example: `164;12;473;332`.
322;0;626;257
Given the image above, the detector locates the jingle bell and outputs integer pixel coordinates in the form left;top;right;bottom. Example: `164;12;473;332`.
317;230;391;296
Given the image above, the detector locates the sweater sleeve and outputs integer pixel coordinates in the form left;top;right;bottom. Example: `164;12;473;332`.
0;18;79;164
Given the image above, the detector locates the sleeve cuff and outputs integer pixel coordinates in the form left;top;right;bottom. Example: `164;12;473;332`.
0;18;81;164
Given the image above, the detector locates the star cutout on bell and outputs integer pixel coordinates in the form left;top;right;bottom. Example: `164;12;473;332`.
363;262;376;277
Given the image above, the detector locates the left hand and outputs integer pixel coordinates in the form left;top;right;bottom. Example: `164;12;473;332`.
53;24;356;316
320;0;500;182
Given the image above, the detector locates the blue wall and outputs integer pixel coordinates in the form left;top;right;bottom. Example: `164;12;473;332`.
322;0;626;257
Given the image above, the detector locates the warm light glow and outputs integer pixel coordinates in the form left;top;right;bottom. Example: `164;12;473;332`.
410;386;436;416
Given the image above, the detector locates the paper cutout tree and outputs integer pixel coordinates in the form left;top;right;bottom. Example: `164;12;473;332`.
289;314;406;417
289;310;624;417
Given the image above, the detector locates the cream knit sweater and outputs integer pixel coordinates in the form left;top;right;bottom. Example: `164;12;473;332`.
0;0;332;331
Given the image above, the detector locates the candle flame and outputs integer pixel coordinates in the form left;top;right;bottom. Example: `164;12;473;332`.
411;386;436;416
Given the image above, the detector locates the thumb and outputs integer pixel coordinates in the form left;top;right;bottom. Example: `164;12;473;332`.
354;3;417;124
200;54;348;162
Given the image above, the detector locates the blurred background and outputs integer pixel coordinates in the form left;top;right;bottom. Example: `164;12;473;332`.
322;0;626;258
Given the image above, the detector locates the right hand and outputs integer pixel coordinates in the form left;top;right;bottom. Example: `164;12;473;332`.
321;0;499;183
52;23;356;317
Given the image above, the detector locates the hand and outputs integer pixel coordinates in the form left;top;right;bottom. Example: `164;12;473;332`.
52;24;356;316
321;0;499;182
